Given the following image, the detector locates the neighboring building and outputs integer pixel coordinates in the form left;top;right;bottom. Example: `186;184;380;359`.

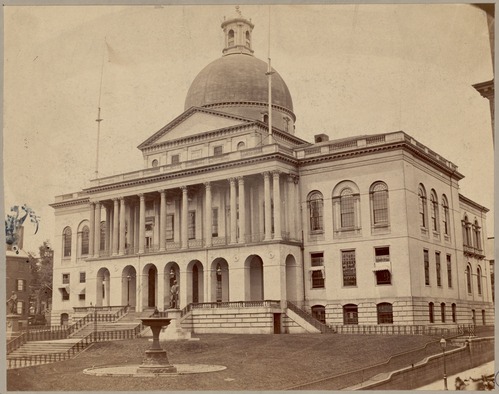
6;227;31;329
487;237;494;302
50;11;494;333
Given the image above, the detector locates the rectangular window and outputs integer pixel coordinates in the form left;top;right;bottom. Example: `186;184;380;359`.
311;252;324;267
447;255;452;288
188;211;196;239
16;279;26;292
79;293;85;301
79;272;86;283
375;247;390;262
213;145;223;156
340;195;355;228
212;208;219;237
62;288;70;301
342;250;357;286
166;214;174;241
171;154;180;165
311;270;325;289
436;252;441;287
376;270;392;285
62;273;70;284
424;250;430;286
17;301;24;315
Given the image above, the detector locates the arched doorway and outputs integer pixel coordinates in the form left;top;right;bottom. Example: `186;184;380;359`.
187;260;204;304
164;262;180;309
96;267;111;307
211;258;229;302
245;255;264;301
60;313;69;326
142;264;158;310
121;266;137;310
312;305;326;324
285;254;298;302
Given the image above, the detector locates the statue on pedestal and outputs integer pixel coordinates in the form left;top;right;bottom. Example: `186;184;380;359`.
6;291;18;314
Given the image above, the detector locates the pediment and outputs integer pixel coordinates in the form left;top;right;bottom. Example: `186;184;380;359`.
139;108;251;149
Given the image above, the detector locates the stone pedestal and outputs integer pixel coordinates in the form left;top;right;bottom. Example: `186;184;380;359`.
6;314;21;340
137;317;177;374
159;309;194;341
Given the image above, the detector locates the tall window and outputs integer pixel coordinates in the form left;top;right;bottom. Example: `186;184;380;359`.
212;208;219;237
418;184;427;228
228;29;235;46
81;226;89;255
477;266;482;295
245;30;250;47
377;303;393;324
452;303;456;323
62;273;70;284
188;211;196;239
430;190;439;232
474;220;482;250
63;227;72;257
311;252;325;289
308;191;324;233
463;216;472;246
440;303;446;323
370;182;389;226
79;272;86;283
435;252;441;286
442;195;450;236
429;302;434;323
17;279;26;291
447;254;452;288
166;214;174;241
343;304;358;325
340;188;355;228
100;222;106;251
17;301;25;315
342;250;357;286
466;264;472;294
424;249;430;285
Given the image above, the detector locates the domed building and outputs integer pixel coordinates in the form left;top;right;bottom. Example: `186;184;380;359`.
49;10;492;335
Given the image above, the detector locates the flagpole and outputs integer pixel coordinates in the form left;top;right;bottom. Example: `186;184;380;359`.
95;39;106;179
265;6;274;145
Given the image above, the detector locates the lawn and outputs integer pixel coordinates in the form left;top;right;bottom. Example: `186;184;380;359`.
7;333;445;391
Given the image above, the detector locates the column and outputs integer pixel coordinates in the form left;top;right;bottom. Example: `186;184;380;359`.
112;198;119;256
287;175;296;240
179;267;188;308
229;178;237;244
94;201;101;257
153;200;159;247
181;186;188;249
159;190;166;252
136;270;143;312
157;269;165;310
204;182;212;247
119;197;126;255
89;202;95;257
238;177;246;244
263;172;272;241
105;205;111;252
138;194;145;254
204;266;211;302
273;171;282;240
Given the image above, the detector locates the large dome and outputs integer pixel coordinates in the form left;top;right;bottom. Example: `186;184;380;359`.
184;53;294;114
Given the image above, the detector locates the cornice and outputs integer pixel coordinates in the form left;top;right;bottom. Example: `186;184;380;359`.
50;197;90;209
202;100;296;121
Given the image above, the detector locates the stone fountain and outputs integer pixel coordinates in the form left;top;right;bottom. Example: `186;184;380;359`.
137;316;177;374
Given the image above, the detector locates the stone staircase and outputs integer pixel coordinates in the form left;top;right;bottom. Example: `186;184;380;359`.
8;338;81;358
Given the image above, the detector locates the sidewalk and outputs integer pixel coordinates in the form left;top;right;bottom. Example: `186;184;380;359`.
415;361;495;390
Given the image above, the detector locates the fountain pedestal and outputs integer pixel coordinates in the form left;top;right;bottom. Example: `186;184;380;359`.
137;318;177;374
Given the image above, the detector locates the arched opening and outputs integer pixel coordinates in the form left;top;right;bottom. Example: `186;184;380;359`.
141;264;157;310
452;303;457;323
245;255;264;301
228;29;235;46
211;258;229;302
164;262;180;309
285;254;298;302
96;267;111;307
343;304;358;325
187;260;204;304
482;309;486;325
377;303;393;324
429;302;434;323
121;266;137;311
311;305;325;324
60;313;69;326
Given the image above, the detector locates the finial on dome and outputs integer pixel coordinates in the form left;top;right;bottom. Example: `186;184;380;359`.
235;5;242;17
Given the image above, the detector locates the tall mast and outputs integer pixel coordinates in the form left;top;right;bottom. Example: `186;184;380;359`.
265;6;274;144
95;39;106;179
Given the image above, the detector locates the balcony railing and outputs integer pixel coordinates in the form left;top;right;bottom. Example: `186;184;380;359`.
375;255;390;263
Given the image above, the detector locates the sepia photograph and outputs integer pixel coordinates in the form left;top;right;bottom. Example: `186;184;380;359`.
3;2;495;391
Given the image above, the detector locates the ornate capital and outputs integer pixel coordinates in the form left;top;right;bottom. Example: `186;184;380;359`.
159;189;166;195
204;181;211;189
262;171;270;179
228;177;236;185
237;176;245;185
138;193;145;201
272;170;281;178
180;186;188;193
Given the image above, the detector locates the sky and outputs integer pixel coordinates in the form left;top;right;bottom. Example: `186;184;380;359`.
2;3;494;255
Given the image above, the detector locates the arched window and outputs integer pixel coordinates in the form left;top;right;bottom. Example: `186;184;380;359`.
308;191;324;233
151;159;159;167
441;195;450;236
377;303;393;324
466;264;472;294
311;305;326;324
237;141;246;150
430;190;439;232
429;302;434;323
343;304;358;325
370;182;389;227
474;219;482;251
245;30;251;47
263;114;269;124
418;184;427;228
228;29;235;46
477;266;482;295
451;303;457;323
340;188;355;228
440;302;446;323
63;227;72;257
463;215;472;246
81;226;89;256
100;222;106;251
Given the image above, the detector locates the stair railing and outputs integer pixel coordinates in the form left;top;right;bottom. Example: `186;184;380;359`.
286;301;333;334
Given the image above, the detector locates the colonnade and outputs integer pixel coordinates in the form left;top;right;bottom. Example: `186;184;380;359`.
86;171;300;258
